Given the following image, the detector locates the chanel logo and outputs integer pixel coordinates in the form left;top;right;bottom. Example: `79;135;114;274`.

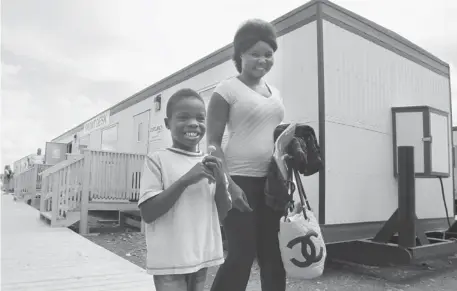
287;231;323;268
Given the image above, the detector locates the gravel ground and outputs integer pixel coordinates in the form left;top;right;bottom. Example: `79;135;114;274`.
85;231;457;291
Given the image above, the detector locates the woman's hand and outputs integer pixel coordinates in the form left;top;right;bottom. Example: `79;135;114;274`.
228;181;252;212
204;156;252;212
203;153;252;212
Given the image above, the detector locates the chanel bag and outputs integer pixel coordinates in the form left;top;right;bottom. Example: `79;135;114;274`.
278;169;326;279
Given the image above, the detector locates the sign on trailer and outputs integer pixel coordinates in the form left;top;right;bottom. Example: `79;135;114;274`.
83;110;110;135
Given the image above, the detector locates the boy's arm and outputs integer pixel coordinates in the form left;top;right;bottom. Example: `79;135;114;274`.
214;173;232;222
138;154;190;224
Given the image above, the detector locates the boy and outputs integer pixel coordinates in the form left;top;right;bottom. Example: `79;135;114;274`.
138;88;231;291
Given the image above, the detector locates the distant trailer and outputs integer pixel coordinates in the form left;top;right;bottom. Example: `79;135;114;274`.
51;0;453;243
453;126;457;212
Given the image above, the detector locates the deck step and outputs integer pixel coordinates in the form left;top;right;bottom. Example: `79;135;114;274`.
120;210;142;229
88;201;138;211
40;211;81;227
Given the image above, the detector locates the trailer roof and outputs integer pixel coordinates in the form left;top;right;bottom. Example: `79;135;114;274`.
52;0;450;142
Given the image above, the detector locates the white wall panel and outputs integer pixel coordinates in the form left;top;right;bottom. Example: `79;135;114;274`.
323;20;452;224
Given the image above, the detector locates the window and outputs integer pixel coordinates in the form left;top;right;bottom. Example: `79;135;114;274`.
101;125;118;151
79;134;90;146
137;122;143;142
197;85;229;153
199;86;214;107
79;134;89;146
197;87;215;152
77;134;90;153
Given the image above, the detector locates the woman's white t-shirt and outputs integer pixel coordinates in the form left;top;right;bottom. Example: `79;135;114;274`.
213;77;285;177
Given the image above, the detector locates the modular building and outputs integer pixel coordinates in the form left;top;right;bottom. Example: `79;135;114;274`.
50;0;454;242
13;153;44;175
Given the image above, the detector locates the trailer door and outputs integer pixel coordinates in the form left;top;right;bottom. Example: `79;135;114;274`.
44;142;68;165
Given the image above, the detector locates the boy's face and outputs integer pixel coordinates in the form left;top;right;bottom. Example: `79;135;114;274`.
165;97;206;152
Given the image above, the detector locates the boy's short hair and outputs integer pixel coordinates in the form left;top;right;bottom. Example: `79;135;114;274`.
166;88;205;118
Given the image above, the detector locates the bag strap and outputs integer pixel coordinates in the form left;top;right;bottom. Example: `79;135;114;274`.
293;168;312;212
292;168;311;220
282;161;313;221
282;165;295;220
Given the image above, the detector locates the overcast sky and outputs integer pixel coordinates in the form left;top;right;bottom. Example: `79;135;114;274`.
1;0;456;169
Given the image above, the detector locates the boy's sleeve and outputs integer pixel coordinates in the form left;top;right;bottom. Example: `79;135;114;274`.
138;153;164;207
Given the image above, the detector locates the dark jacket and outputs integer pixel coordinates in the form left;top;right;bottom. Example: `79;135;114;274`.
264;124;323;212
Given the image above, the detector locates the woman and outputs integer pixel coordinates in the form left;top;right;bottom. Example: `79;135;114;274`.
207;19;286;291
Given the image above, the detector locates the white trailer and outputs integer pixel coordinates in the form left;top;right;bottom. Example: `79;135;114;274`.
51;0;454;245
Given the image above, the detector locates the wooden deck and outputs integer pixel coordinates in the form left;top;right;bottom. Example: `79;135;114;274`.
1;194;155;291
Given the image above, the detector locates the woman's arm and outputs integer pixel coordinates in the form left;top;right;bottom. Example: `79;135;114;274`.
206;93;231;175
214;173;232;221
207;92;252;212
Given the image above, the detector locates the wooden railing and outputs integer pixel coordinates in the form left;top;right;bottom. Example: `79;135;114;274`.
14;164;52;200
87;150;144;201
40;149;146;233
2;179;14;193
66;153;84;161
40;157;85;221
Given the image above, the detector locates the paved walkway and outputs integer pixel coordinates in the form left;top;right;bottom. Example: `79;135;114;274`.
1;194;155;291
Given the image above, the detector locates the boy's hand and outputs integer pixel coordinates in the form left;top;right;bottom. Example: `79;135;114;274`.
202;155;224;182
183;162;216;185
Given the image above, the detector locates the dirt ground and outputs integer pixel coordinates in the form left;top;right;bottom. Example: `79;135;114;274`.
85;231;457;291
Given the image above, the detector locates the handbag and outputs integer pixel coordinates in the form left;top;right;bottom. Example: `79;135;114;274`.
274;124;323;176
264;158;294;212
278;168;327;279
266;124;323;212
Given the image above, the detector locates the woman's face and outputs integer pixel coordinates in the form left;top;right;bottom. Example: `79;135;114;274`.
240;41;275;79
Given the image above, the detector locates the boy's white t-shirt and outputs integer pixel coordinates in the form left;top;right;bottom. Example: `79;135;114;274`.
138;148;224;275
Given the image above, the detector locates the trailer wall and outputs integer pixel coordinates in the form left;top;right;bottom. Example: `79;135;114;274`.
322;20;453;224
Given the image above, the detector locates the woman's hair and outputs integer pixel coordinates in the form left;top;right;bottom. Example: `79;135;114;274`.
233;19;278;73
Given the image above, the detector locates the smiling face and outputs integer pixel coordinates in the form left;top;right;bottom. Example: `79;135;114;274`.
240;40;275;80
164;96;206;152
